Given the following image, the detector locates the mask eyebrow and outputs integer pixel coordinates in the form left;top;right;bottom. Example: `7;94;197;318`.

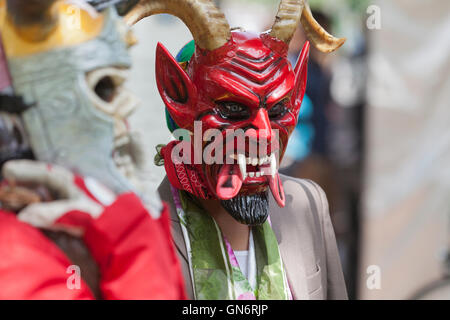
267;96;290;108
210;71;261;108
265;75;294;107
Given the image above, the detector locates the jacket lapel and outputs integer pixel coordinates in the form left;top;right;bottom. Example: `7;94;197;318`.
157;178;188;262
158;178;196;299
269;195;310;300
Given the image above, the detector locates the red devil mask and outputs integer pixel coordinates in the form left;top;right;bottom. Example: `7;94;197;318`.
126;0;345;208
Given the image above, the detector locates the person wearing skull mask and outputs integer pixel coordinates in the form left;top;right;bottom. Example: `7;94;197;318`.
126;0;348;299
0;0;186;299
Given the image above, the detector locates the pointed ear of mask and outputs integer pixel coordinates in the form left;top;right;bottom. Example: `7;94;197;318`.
290;41;310;120
155;42;197;129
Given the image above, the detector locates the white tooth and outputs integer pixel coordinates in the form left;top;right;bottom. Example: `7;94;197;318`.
252;158;258;166
256;172;261;178
114;155;125;165
123;154;133;164
114;135;130;148
117;163;127;177
249;172;255;178
270;153;277;177
258;158;264;165
237;154;247;179
246;157;251;165
231;154;238;160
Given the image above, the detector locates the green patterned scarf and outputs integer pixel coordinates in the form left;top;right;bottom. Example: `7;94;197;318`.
171;185;291;300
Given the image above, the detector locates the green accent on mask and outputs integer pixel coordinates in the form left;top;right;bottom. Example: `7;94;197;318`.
176;40;195;63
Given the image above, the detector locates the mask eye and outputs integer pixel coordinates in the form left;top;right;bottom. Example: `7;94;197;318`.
86;67;133;115
217;102;250;121
95;76;117;103
268;101;288;119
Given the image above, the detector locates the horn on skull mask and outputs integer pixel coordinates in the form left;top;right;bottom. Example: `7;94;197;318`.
5;0;60;42
270;0;345;53
125;0;231;51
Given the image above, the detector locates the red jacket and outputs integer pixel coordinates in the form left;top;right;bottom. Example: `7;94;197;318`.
0;193;186;300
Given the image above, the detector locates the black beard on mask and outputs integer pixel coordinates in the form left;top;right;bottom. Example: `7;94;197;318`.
220;191;269;226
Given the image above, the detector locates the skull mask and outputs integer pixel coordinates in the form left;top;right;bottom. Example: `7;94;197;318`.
0;0;160;211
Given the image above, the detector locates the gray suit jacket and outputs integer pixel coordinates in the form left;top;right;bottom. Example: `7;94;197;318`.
158;174;348;300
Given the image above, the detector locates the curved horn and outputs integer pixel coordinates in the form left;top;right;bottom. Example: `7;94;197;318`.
270;0;305;45
270;0;345;53
300;4;346;53
6;0;60;42
125;0;231;51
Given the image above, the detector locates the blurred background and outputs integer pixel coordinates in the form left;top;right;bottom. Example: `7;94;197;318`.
127;0;450;299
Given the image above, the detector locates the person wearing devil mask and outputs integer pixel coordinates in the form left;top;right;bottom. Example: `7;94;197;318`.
0;0;185;299
125;0;348;299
